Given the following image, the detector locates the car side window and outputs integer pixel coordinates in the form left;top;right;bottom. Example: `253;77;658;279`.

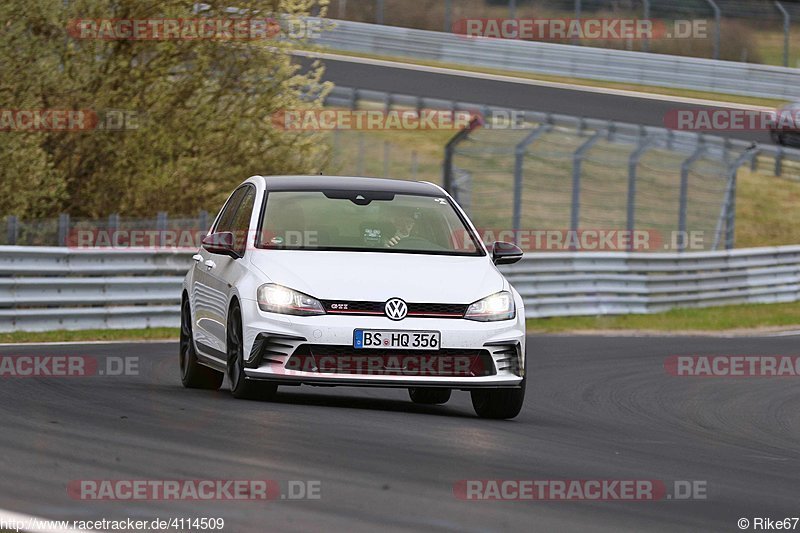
214;187;247;234
230;186;256;256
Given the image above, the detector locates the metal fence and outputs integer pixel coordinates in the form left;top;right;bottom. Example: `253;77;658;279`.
0;212;213;247
326;86;800;252
0;247;190;332
312;19;800;99
2;244;799;332
327;0;800;64
7;86;800;249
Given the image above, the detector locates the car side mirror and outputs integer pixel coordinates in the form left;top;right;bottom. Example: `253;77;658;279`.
491;241;523;265
202;231;238;258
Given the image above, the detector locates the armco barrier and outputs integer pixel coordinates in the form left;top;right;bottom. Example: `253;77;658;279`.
311;19;800;100
1;245;799;331
0;247;190;332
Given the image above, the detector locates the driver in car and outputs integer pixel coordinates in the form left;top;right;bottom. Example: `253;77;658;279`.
385;208;418;248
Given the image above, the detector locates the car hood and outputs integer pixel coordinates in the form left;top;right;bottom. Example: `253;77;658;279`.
249;250;504;303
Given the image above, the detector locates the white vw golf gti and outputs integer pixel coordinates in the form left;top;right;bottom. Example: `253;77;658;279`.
181;176;527;419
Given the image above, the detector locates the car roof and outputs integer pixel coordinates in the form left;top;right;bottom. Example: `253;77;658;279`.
256;175;444;196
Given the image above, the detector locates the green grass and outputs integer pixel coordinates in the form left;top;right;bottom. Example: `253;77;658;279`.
5;305;800;342
0;327;178;344
736;166;800;248
527;302;800;333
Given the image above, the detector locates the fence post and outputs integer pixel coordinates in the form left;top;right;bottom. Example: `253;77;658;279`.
58;213;70;247
108;213;120;235
775;1;790;67
705;0;721;60
443;116;482;199
724;173;737;250
570;130;603;243
156;211;167;248
512;123;553;243
444;0;452;32
375;0;384;24
573;0;582;46
509;0;516;19
626;136;655;251
356;133;365;176
198;210;209;232
678;141;706;252
606;121;616;142
712;148;758;250
331;128;340;169
642;0;651;53
775;146;784;176
338;0;347;19
6;215;18;245
383;141;391;178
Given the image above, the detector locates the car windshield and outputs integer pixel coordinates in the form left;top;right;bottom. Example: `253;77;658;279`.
257;190;483;256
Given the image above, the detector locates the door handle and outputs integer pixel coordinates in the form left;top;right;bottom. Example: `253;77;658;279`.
204;260;216;270
192;254;203;263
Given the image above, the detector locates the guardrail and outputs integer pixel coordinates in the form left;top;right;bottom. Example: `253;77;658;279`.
505;245;800;318
2;245;799;331
0;247;190;332
313;19;800;100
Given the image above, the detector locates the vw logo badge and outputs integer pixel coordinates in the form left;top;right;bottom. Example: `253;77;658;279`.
384;298;408;321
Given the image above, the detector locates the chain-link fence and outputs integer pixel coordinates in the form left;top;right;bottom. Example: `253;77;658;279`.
6;86;800;250
448;119;747;252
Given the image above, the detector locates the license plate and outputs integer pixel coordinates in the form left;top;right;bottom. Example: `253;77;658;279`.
354;330;440;350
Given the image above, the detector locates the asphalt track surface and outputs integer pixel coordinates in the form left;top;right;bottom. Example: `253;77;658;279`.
312;56;774;145
1;336;799;532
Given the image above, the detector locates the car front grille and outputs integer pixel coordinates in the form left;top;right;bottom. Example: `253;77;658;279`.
284;344;495;377
320;300;469;319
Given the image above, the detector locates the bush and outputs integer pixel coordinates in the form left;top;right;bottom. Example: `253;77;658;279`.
0;0;332;218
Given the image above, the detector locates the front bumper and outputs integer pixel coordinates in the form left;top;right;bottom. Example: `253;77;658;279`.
238;297;526;388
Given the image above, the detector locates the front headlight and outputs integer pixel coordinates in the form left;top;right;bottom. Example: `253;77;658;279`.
257;284;325;316
464;291;515;322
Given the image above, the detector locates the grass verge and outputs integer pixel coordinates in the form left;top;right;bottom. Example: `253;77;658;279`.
526;302;800;333
312;48;788;108
0;328;179;344
4;303;800;342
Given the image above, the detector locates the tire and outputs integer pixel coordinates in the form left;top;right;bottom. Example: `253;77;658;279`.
227;302;277;401
180;296;223;390
470;377;526;419
772;130;786;145
408;387;451;405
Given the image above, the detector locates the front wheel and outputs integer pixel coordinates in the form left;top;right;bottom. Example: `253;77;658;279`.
180;297;223;390
408;387;451;405
227;302;277;401
470;377;526;419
